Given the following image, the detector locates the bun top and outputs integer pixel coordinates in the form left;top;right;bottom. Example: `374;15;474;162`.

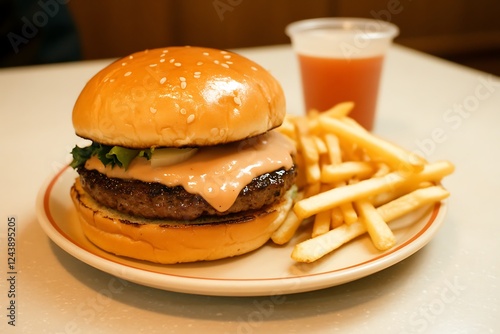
72;46;286;148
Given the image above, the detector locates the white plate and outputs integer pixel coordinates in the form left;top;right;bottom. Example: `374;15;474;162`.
36;166;448;297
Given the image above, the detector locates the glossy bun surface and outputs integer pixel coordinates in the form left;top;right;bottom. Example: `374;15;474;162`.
72;46;286;148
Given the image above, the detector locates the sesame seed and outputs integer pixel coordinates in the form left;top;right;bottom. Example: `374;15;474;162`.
196;61;203;66
129;55;134;59
162;49;168;53
150;107;157;114
160;58;166;63
223;55;231;59
109;79;115;83
226;61;233;64
251;66;258;71
180;108;186;114
103;77;109;82
169;58;175;63
210;128;219;136
221;63;229;68
174;62;181;67
160;77;167;84
214;60;220;64
149;64;157;67
187;114;195;123
220;50;228;54
203;52;209;56
124;71;132;77
234;108;239;114
233;96;242;105
121;62;127;66
179;77;187;89
160;53;166;57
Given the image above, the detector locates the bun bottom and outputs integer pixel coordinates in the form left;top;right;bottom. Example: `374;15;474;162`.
70;178;295;264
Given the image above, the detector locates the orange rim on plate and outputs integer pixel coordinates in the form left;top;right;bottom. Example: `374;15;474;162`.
37;165;446;296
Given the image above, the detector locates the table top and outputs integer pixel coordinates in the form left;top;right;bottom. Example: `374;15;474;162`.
1;44;498;333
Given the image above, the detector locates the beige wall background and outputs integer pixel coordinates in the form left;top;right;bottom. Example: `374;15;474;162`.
68;0;500;75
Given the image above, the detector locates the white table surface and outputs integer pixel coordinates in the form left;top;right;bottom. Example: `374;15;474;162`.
0;44;498;333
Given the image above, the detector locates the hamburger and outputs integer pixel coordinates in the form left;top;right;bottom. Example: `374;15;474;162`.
69;46;297;264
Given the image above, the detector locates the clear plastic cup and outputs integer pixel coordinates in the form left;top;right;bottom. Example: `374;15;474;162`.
286;18;399;130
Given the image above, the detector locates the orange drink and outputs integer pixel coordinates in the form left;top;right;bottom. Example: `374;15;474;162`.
286;18;399;130
298;54;384;130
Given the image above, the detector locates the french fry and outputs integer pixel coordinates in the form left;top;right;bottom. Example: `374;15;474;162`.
307;116;322;134
339;115;366;132
340;201;358;225
300;135;319;165
292;221;366;263
304;181;321;198
372;162;391;178
307;109;321;118
292;151;308;189
271;210;303;245
294;170;407;220
333;181;358;225
341;142;366;162
313;135;328;155
371;181;433;207
403;160;455;185
312;184;334;237
355;199;395;250
323;133;342;165
330;207;344;229
294;120;321;184
276;114;297;139
312;209;332;238
370;160;454;206
322;101;355;118
319;116;426;173
377;186;450;222
321;161;375;183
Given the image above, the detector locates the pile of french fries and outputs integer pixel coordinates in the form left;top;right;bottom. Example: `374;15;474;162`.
272;102;454;263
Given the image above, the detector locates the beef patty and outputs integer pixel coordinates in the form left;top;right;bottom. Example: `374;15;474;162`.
77;166;296;221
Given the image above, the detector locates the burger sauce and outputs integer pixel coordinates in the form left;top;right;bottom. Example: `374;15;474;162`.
84;131;295;212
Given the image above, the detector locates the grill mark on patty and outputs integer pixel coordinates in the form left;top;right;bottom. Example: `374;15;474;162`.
77;166;296;221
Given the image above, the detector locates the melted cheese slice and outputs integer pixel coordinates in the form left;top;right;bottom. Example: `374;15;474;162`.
84;131;295;212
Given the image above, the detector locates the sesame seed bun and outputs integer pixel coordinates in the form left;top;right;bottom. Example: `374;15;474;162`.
72;46;286;148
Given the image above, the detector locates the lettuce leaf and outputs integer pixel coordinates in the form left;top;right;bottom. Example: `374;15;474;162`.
70;142;152;170
70;142;100;169
105;146;140;169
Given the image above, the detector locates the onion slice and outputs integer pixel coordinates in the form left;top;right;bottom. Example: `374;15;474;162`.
150;147;198;167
